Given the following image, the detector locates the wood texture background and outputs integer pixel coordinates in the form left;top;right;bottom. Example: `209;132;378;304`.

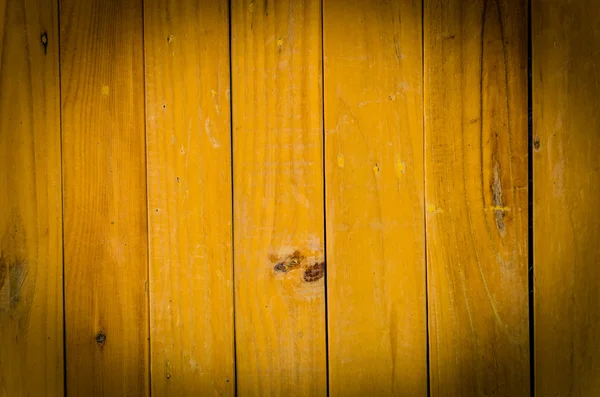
2;0;600;396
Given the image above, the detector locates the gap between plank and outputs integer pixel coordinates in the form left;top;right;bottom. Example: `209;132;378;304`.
228;0;238;395
141;0;153;394
527;0;535;395
58;0;68;394
320;0;331;395
421;0;431;396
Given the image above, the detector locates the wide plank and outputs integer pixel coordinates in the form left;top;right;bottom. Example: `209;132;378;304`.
231;0;327;395
323;0;427;395
424;0;530;395
144;0;234;395
60;0;149;394
0;0;63;395
533;1;600;394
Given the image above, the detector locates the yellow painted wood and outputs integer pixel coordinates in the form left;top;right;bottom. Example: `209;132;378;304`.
60;0;149;395
424;0;529;395
533;1;600;394
323;1;427;395
231;0;326;395
0;0;63;395
144;0;234;395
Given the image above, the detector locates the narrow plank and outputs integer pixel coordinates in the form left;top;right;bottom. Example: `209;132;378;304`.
424;0;529;395
0;0;63;395
231;0;326;395
144;0;234;395
60;0;149;395
533;1;600;395
323;1;427;395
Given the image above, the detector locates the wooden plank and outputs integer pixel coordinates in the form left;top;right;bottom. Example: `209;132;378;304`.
323;1;427;395
0;0;63;395
424;0;529;395
60;0;149;395
533;1;600;395
144;0;234;395
231;0;326;395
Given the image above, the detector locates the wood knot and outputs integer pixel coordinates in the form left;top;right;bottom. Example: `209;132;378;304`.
273;263;288;273
303;262;325;282
533;136;541;150
40;32;48;54
95;331;106;347
272;250;304;273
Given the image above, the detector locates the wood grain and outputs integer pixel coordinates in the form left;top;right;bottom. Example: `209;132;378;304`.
424;0;529;395
533;1;600;395
60;0;149;395
0;0;63;395
323;0;427;395
144;0;234;395
231;0;326;395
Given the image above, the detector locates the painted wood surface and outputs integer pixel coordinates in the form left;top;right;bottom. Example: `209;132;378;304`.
144;0;235;395
424;0;530;395
533;0;600;395
323;0;427;395
231;0;327;395
0;0;63;395
60;0;149;395
1;1;600;395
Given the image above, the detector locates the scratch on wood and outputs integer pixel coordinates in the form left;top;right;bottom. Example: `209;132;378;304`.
205;118;221;148
210;89;220;114
165;360;172;379
492;161;506;235
488;206;510;212
393;36;405;63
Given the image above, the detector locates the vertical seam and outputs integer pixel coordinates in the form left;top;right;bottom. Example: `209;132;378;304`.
57;0;67;394
229;0;238;395
141;0;152;394
320;0;330;395
527;0;535;395
422;0;431;396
